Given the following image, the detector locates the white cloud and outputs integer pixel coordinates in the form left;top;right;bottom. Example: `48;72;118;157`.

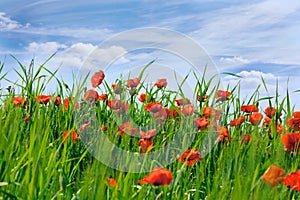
0;12;30;31
220;56;250;66
26;42;67;53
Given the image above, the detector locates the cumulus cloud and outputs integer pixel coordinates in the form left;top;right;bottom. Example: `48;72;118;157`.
0;12;29;31
26;42;67;53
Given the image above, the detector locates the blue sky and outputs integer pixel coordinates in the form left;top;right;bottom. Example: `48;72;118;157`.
1;0;300;107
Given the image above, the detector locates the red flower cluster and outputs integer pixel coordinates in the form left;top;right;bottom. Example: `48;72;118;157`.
176;149;202;166
63;130;80;143
138;167;172;186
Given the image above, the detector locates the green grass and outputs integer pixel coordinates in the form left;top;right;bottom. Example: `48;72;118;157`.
0;56;299;199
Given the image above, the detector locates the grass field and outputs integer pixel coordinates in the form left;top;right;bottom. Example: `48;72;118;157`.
0;56;299;200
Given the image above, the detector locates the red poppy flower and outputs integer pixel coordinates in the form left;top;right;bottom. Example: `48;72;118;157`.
63;130;80;143
281;132;300;152
140;129;156;139
284;170;300;192
91;70;105;88
34;95;51;104
106;178;117;187
138;93;147;103
166;107;181;119
127;77;140;88
98;94;107;101
230;116;246;127
262;165;285;186
78;122;91;132
216;126;230;143
197;94;208;102
287;117;300;131
63;97;79;110
194;118;210;132
108;99;122;110
182;104;196;116
293;111;300;118
264;107;278;118
176;149;202;166
203;107;222;120
216;90;230;102
250;113;263;126
263;117;272;126
241;105;258;113
12;97;26;107
84;89;99;102
118;122;138;136
138;139;154;153
144;102;163;113
138;167;173;186
175;98;191;106
241;134;252;145
52;96;61;106
151;109;168;124
154;78;167;88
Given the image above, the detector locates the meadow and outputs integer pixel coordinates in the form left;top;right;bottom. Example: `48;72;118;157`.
0;55;299;200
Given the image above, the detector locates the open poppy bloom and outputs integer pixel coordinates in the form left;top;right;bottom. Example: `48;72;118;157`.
250;113;263;126
144;102;163;113
127;77;140;88
118;122;138;136
194;117;210;132
175;98;191;106
293;111;300;118
140;129;156;139
63;130;80;143
230;116;246;127
262;165;285;186
284;170;300;192
281;132;300;152
216;90;230;102
35;95;51;104
241;105;258;113
12;96;27;107
106;178;117;187
287;117;300;131
98;93;107;101
264;107;278;118
182;104;196;116
91;70;105;88
138;167;173;186
84;89;99;102
138;93;147;103
154;78;167;88
176;149;202;166
138;139;154;153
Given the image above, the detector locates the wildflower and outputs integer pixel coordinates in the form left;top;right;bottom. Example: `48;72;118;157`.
194;118;209;132
176;149;202;166
293;111;300;118
78;122;91;132
63;97;79;110
216;90;230;102
108;99;122;110
241;105;258;113
84;89;99;102
281;132;300;152
106;178;117;187
250;113;263;126
175;98;191;106
144;102;163;113
127;77;140;88
197;94;208;102
203;107;222;120
118;122;138;136
264;107;279;118
52;96;61;106
241;134;252;145
112;84;122;94
263;117;272;126
262;165;285;186
140;129;156;140
91;70;105;88
113;102;129;114
284;170;300;192
139;93;147;103
152;109;168;124
138;139;154;153
166;107;181;119
154;78;167;88
287;117;300;131
63;130;80;143
216;126;230;143
182;104;196;116
35;95;51;104
12;97;26;107
98;94;107;101
230;116;246;127
138;167;173;186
